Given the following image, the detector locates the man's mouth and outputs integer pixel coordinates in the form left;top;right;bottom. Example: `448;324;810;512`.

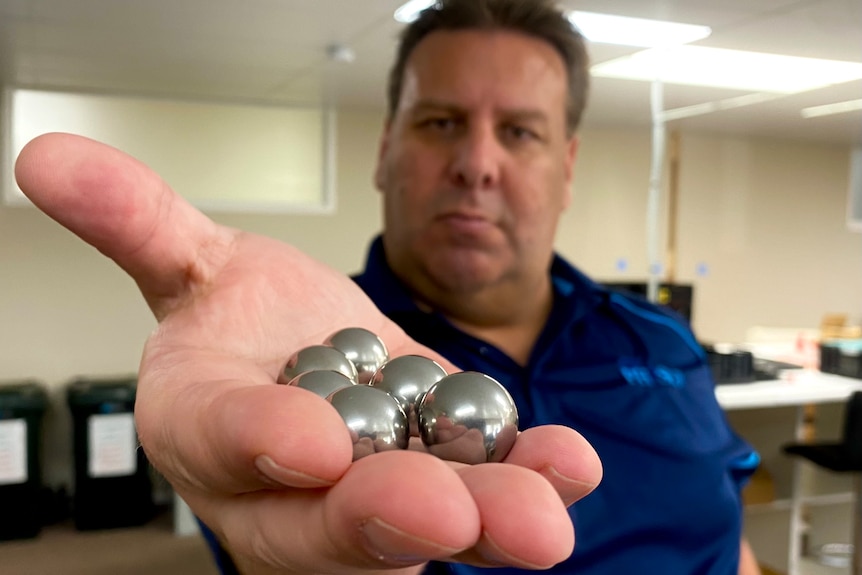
436;212;496;236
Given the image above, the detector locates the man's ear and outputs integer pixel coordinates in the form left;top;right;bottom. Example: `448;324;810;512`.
562;136;580;210
373;119;393;192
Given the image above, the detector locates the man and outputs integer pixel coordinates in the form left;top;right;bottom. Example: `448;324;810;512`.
14;0;759;574
356;2;761;574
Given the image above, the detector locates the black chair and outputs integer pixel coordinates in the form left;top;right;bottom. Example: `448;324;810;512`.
783;390;862;574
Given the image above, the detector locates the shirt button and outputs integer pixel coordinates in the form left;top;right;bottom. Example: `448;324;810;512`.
479;346;490;355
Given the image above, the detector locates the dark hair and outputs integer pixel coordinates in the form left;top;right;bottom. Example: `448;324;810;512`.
387;0;590;136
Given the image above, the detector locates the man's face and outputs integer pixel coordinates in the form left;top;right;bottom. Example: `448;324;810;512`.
375;30;578;299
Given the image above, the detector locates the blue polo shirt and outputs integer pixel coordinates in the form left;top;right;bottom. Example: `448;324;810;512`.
353;237;758;575
199;237;758;575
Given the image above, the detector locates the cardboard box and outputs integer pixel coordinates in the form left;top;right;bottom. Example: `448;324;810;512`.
742;465;776;506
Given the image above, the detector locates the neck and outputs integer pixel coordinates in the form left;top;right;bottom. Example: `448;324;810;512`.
417;276;554;366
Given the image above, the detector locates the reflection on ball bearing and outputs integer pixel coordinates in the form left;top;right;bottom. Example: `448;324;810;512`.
418;371;519;465
286;370;355;398
369;355;448;437
325;327;389;383
279;344;358;384
327;384;409;461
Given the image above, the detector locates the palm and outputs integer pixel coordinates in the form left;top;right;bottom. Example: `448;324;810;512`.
16;133;601;574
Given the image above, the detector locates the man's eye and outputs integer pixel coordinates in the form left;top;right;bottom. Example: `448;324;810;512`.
421;118;458;132
503;125;538;141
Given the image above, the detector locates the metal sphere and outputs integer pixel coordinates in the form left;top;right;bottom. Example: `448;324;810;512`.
325;327;389;384
286;370;355;398
279;344;358;384
327;384;409;460
418;371;519;464
369;355;448;437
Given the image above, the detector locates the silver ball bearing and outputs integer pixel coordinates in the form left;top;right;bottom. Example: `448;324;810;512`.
279;344;358;384
418;371;519;465
325;327;389;383
370;355;448;437
326;384;409;460
286;369;355;398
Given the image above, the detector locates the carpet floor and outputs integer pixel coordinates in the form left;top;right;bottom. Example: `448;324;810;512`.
0;510;218;575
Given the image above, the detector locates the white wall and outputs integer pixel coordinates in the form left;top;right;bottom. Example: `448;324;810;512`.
1;107;860;492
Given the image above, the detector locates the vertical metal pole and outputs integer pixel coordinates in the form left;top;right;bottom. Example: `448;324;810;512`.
646;77;666;303
666;131;681;284
854;475;862;575
787;406;807;575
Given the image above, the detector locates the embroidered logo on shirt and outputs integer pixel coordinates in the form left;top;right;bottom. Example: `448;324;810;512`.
618;359;685;388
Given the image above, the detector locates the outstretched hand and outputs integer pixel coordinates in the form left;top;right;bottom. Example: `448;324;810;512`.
15;133;602;575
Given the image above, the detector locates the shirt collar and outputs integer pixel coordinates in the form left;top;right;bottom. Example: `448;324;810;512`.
351;236;422;316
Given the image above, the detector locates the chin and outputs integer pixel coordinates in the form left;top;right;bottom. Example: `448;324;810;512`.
424;252;503;292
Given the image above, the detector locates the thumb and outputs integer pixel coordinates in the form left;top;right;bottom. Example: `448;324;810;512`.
15;132;236;320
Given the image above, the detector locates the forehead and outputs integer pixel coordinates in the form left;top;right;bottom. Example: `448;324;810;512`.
399;29;568;116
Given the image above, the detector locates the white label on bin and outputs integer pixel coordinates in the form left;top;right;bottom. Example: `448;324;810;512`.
88;413;137;478
0;419;27;485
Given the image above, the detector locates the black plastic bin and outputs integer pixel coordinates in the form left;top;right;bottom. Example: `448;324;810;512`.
703;344;755;384
66;377;154;531
0;380;48;540
820;340;862;379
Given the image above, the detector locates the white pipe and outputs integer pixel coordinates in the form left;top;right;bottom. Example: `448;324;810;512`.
646;77;667;303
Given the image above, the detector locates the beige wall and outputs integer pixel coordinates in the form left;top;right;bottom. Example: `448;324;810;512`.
558;127;861;343
1;108;860;488
0;111;386;487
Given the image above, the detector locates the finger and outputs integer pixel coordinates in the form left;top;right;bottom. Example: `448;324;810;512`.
503;425;603;506
450;463;575;569
136;350;354;495
209;450;481;574
14;132;234;319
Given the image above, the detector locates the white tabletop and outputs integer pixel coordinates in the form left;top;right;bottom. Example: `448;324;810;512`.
716;370;862;410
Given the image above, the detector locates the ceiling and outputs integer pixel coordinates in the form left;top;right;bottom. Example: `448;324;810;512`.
1;0;861;146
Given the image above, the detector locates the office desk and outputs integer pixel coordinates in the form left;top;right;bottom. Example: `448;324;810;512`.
716;371;862;575
717;371;862;411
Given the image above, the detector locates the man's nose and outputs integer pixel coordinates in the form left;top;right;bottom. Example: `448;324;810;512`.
448;124;502;190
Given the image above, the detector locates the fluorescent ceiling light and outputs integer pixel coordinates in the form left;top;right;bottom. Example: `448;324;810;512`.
568;11;711;48
393;3;712;49
592;46;862;94
662;93;784;121
394;0;435;23
801;98;862;118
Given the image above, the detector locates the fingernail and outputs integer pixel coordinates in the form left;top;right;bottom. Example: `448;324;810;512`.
474;532;515;567
475;532;549;570
544;464;601;489
254;455;334;488
360;517;458;566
